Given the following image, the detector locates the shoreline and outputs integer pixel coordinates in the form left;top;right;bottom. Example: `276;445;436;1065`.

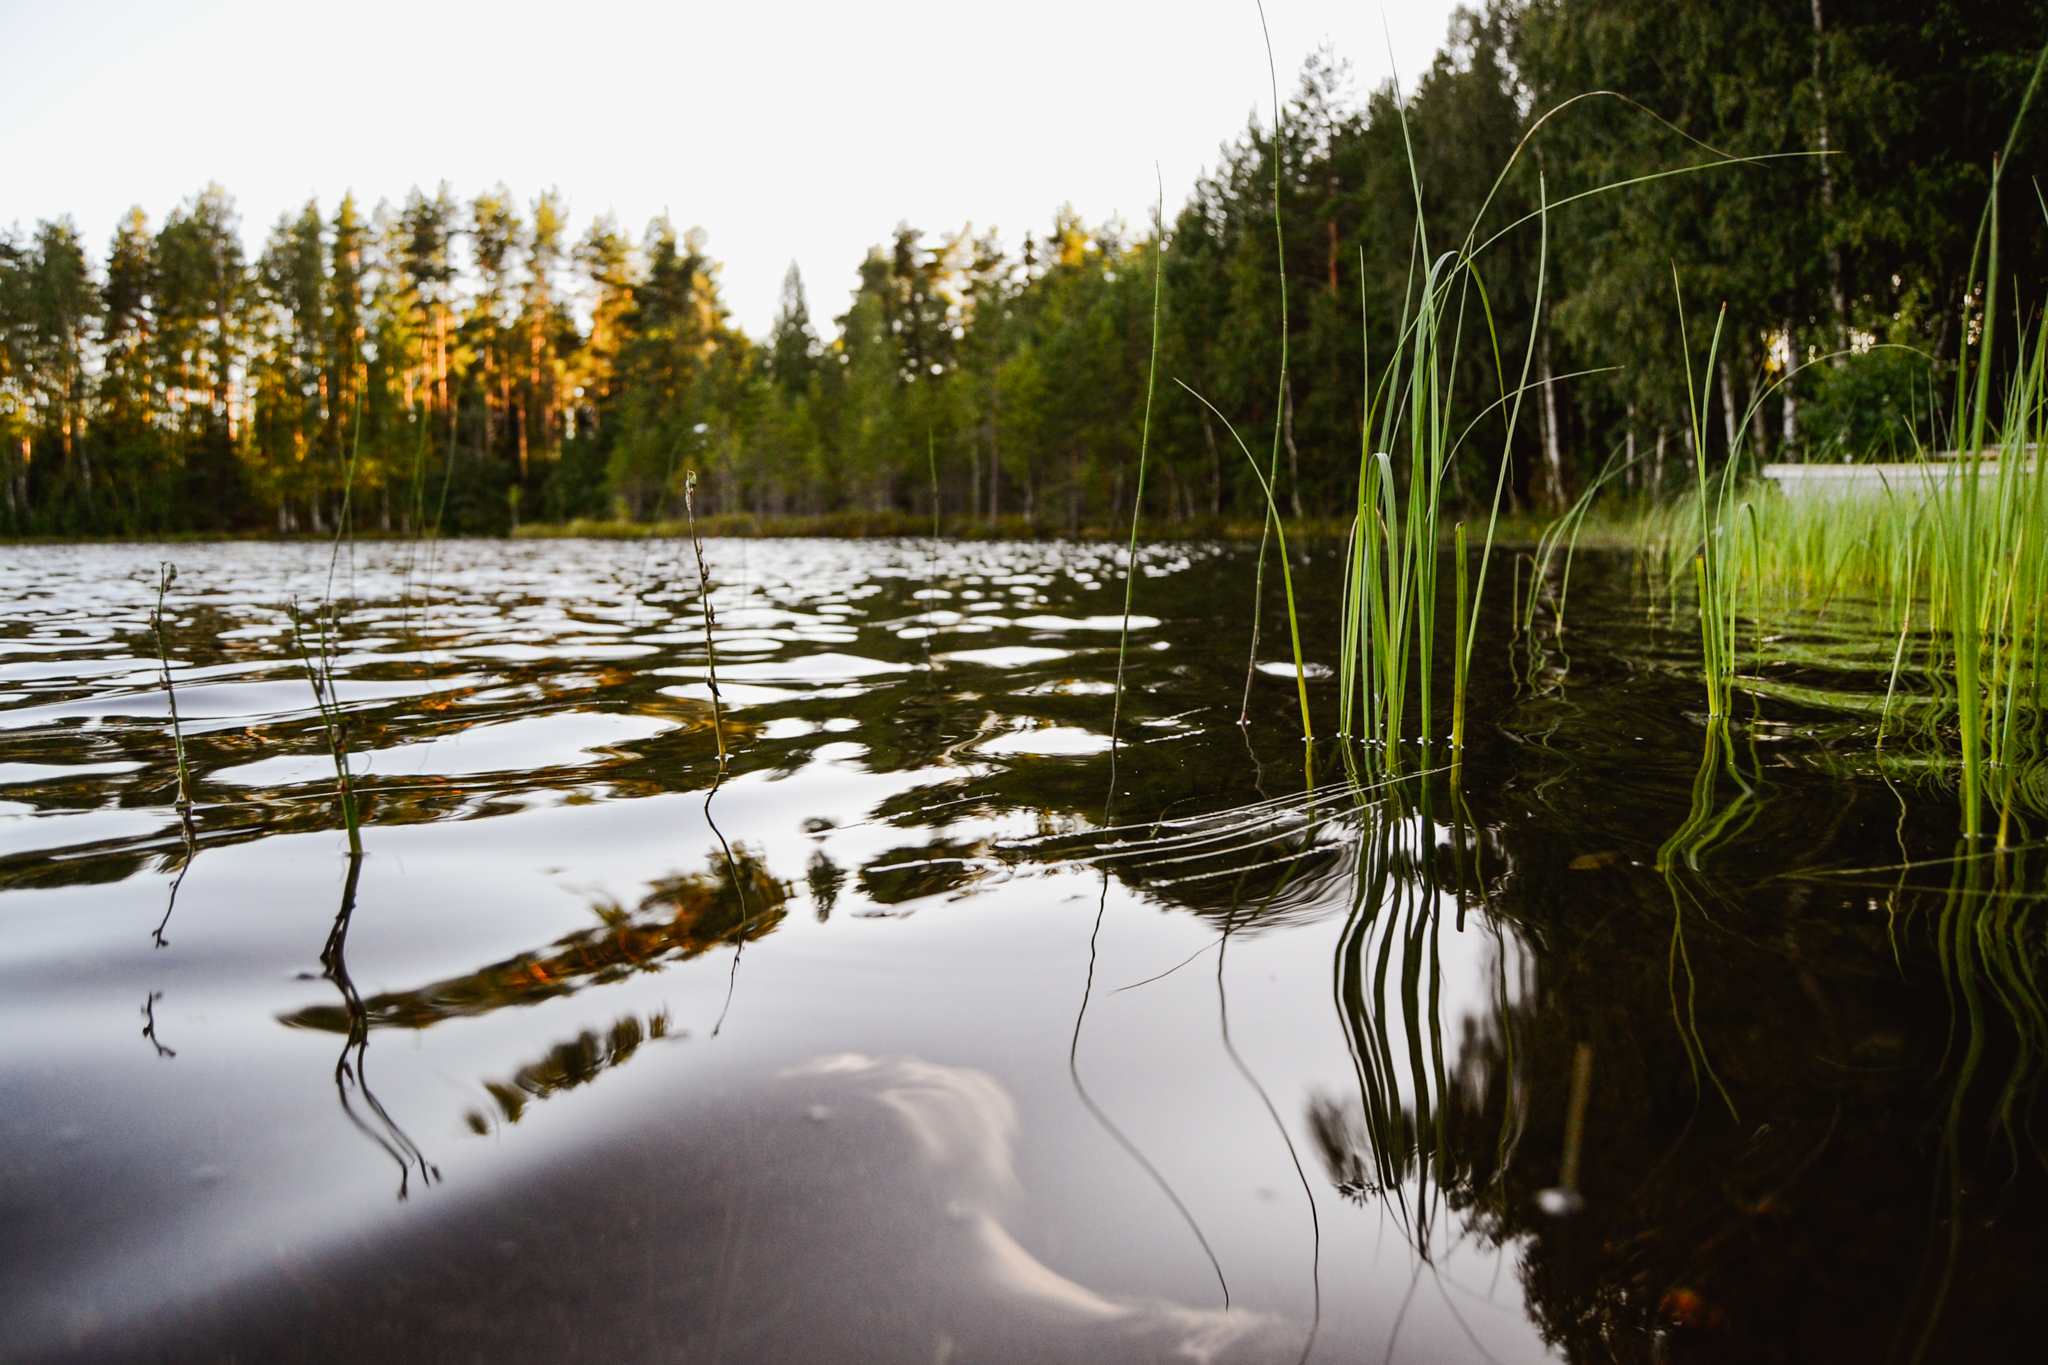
0;509;1648;550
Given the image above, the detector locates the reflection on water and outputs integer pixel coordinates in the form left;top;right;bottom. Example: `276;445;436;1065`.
467;1008;675;1133
280;844;787;1034
0;539;2045;1361
315;852;438;1199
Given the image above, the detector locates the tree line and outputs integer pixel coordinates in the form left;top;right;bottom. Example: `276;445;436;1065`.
3;0;2043;538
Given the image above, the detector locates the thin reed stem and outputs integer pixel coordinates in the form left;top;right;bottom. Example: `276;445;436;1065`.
289;598;362;856
684;471;728;771
1108;175;1166;823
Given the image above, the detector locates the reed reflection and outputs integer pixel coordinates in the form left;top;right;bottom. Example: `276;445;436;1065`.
1288;714;2048;1358
1320;766;1524;1249
319;852;439;1199
140;990;175;1059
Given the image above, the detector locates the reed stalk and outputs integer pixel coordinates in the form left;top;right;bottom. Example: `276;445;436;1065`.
1636;43;2048;840
1336;154;1557;774
1233;0;1313;746
1107;181;1166;821
151;563;193;830
1177;383;1314;748
151;561;198;948
288;598;362;856
1450;523;1469;753
683;470;728;771
1642;291;2048;837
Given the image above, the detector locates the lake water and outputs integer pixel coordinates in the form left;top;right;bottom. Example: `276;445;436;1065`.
2;537;2043;1362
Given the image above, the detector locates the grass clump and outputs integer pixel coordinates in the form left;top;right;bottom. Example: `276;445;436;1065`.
1641;301;2048;842
1635;50;2048;843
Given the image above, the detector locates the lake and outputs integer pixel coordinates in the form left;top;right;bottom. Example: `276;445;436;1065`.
2;536;2042;1362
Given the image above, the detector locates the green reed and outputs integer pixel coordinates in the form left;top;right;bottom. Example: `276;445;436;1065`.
1107;180;1166;820
1642;302;2048;841
1638;47;2048;842
288;598;363;856
1330;90;1793;772
151;563;193;829
1679;296;1745;720
1229;2;1313;747
1335;123;1558;773
683;470;728;771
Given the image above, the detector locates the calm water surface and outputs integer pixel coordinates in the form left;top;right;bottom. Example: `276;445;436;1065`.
2;537;2043;1363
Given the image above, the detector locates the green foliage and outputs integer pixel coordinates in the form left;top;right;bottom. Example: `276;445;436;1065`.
1642;318;2048;841
0;2;2042;537
1798;345;1942;461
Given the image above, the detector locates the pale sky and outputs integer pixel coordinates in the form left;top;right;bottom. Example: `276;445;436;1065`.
0;0;1462;338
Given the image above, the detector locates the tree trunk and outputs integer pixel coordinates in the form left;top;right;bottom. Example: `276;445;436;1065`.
71;419;93;513
1719;359;1741;455
1812;0;1848;354
1202;408;1223;516
1625;402;1638;492
1653;425;1668;497
1748;370;1769;456
1782;319;1800;453
1282;379;1304;519
1069;445;1082;535
1539;334;1565;509
482;354;496;462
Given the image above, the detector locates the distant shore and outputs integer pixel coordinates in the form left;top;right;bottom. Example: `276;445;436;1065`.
0;509;1635;549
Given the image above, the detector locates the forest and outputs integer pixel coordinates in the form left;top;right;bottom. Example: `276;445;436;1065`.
2;0;2044;538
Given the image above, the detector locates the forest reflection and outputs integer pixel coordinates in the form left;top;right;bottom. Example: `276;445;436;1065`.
466;1009;676;1134
278;844;787;1180
280;844;788;1035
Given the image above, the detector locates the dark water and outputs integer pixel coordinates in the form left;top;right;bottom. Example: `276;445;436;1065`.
1;538;2042;1363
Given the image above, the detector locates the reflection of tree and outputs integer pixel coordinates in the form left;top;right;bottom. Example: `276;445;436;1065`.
859;837;996;906
464;1009;674;1134
281;845;788;1034
807;849;844;920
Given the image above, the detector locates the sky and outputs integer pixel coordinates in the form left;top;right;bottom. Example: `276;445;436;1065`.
0;0;1461;338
